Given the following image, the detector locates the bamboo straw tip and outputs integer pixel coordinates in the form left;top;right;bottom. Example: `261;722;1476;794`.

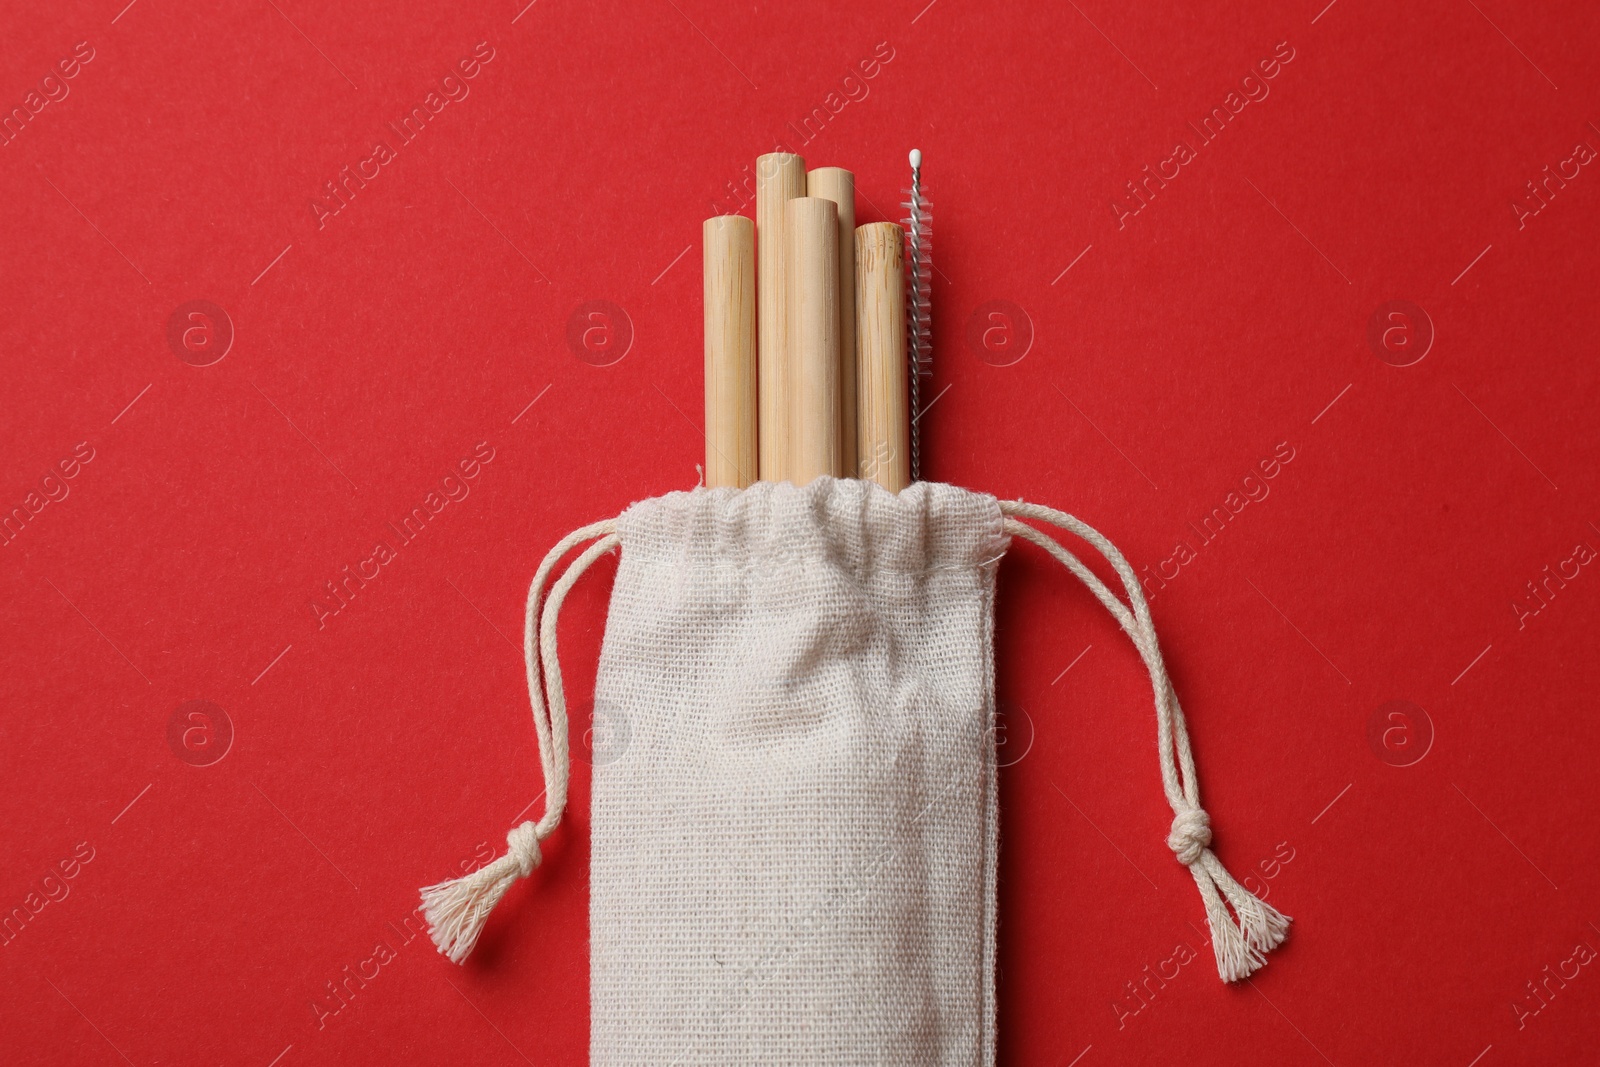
856;220;902;246
807;166;854;180
786;196;838;218
757;152;806;178
704;214;754;235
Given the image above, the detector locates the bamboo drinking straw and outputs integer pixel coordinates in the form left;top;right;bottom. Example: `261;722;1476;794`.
784;197;841;484
703;215;756;488
854;222;909;492
804;167;857;478
756;153;806;482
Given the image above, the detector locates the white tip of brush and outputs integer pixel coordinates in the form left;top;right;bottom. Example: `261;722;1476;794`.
909;148;922;169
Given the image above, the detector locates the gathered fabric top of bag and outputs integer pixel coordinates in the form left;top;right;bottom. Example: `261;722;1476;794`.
618;476;1009;576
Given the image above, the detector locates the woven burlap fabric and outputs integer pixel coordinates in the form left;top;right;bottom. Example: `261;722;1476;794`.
588;478;1008;1065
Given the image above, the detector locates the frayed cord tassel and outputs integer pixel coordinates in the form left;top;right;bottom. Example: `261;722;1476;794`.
421;822;543;964
1169;807;1291;981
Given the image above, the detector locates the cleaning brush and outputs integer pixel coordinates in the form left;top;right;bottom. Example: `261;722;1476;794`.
904;148;933;483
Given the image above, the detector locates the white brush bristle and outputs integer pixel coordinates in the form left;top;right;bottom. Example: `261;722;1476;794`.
902;151;933;480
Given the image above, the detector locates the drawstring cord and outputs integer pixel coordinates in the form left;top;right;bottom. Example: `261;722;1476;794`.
421;497;1288;978
1000;500;1290;982
420;519;618;964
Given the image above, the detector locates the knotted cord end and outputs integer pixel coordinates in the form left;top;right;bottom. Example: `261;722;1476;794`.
1166;808;1212;866
1170;811;1290;982
420;822;543;964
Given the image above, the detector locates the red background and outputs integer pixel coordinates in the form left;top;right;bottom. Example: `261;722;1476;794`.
3;0;1598;1064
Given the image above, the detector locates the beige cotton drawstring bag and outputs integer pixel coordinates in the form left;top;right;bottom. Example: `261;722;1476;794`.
420;478;1288;1065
